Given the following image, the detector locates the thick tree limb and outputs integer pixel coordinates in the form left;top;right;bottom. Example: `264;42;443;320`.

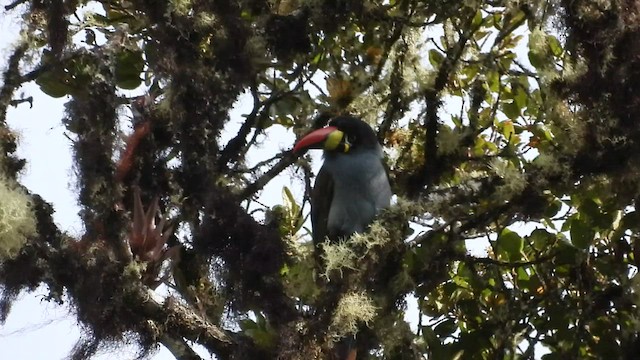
136;293;236;358
160;335;203;360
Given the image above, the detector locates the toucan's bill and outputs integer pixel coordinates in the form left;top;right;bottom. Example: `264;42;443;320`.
293;126;350;153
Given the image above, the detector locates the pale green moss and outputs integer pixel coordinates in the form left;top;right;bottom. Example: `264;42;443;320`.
401;28;435;92
0;177;37;260
534;153;564;177
426;190;457;217
281;249;321;301
390;197;430;218
350;222;390;251
350;28;434;119
528;28;547;56
169;0;192;16
436;126;462;156
320;240;357;279
123;260;146;280
195;12;217;29
320;220;394;279
330;291;377;338
489;158;526;202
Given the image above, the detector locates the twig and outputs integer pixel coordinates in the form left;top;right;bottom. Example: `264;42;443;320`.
218;66;305;171
246;152;285;174
4;0;27;11
456;253;554;267
239;151;298;200
9;96;33;108
406;220;455;248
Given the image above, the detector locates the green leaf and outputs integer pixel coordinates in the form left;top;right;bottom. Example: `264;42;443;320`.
487;70;500;92
434;318;457;336
506;10;526;29
530;123;554;141
429;49;445;67
516;267;530;281
311;52;323;65
471;10;483;28
422;326;443;352
240;314;276;349
274;116;294;127
502;102;520;119
451;115;463;128
115;49;144;89
279;263;289;276
523;273;544;294
240;10;252;19
579;198;600;220
279;186;304;235
282;186;298;215
239;318;258;331
144;41;160;68
608;210;626;242
497;228;524;260
621;211;640;230
528;50;545;69
514;87;528;109
547;35;563;57
473;30;489;42
492;13;502;27
529;228;556;251
500;120;516;141
36;70;72;98
569;216;595;249
543;198;563;218
499;52;515;69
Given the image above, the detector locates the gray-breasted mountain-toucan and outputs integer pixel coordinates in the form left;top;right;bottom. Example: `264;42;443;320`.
294;115;392;250
294;115;391;360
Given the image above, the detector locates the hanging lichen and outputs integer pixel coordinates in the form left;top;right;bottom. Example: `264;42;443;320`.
0;177;36;260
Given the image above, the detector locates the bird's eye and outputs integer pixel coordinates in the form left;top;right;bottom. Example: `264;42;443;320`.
344;135;354;145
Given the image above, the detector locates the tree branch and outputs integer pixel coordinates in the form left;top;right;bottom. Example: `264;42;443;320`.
3;0;28;11
408;8;479;197
217;65;305;172
378;39;408;144
456;253;554;267
160;335;203;360
196;187;297;327
0;42;28;125
239;151;298;200
137;294;236;358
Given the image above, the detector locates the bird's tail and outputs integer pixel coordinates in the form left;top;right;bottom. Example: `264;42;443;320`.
334;335;357;360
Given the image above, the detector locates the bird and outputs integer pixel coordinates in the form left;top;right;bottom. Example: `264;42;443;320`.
293;115;392;360
293;115;392;248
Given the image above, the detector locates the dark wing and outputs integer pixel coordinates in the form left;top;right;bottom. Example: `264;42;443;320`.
311;164;334;249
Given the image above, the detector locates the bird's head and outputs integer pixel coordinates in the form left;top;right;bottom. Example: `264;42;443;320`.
293;116;378;154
